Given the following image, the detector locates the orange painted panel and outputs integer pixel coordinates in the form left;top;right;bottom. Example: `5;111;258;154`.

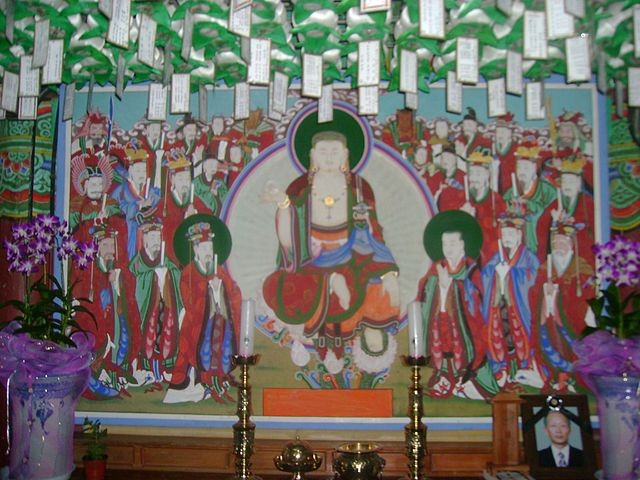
263;388;393;417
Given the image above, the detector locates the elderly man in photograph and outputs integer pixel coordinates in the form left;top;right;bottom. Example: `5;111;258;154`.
538;410;584;467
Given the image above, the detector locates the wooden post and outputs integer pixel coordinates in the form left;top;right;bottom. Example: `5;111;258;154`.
487;392;530;475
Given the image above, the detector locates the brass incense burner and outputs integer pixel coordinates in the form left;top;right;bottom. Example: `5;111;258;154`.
274;436;323;480
333;442;385;480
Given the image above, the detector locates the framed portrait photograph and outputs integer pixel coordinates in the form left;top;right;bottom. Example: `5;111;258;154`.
521;395;596;479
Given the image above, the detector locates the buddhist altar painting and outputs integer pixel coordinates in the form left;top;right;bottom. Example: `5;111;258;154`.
65;84;600;420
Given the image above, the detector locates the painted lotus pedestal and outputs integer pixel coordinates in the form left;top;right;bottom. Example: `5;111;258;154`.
0;326;93;480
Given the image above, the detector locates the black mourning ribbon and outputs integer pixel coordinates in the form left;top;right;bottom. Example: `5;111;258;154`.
522;395;592;434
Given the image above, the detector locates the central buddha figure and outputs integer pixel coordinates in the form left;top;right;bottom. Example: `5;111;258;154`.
262;122;400;371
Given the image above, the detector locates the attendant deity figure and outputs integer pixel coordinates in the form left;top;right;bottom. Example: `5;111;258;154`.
129;217;183;387
261;123;400;374
172;115;204;167
226;144;244;187
193;144;229;215
534;221;594;392
550;155;595;266
426;117;451;164
460;148;507;267
411;145;429;180
503;141;556;257
111;144;162;260
164;216;242;404
454;107;490;160
136;121;168;191
417;210;498;400
481;207;540;387
229;108;275;164
493;112;520;194
381;109;425;159
72;110;109;156
69;151;121;240
160;152;207;264
544;111;594;189
426;143;466;211
198;116;231;163
79;226;147;399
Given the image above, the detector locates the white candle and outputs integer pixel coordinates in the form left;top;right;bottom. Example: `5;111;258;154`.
407;301;425;358
547;253;552;281
511;173;518;198
144;177;151;198
160;240;165;266
214;253;218;275
498;239;505;262
101;193;107;212
492;137;496;156
463;175;469;202
190;184;194;204
239;298;255;357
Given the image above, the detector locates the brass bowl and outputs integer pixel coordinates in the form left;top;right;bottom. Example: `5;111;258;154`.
333;442;385;480
274;437;322;480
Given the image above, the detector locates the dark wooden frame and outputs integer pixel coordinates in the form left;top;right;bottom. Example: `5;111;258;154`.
520;394;596;479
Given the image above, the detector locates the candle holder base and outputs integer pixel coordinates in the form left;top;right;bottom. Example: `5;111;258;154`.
231;354;260;480
401;355;430;480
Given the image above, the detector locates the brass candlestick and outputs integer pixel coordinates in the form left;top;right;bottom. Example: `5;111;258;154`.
402;355;429;480
231;354;261;480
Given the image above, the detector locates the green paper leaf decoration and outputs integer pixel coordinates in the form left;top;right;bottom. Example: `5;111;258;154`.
173;0;227;20
457;0;484;19
251;0;279;21
293;0;336;25
252;22;289;46
524;58;566;79
396;31;442;56
272;58;301;78
481;6;510;24
343;22;390;42
322;62;343;83
479;58;507;80
132;2;173;26
192;21;238;51
431;60;455;82
335;0;358;15
447;23;498;48
494;17;524;49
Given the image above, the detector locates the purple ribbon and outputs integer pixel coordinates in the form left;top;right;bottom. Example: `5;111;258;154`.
0;321;95;387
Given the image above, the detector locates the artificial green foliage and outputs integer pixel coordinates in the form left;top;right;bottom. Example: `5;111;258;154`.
82;418;108;461
1;276;95;348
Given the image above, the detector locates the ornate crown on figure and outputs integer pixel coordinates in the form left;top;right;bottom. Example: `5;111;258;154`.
550;220;578;237
467;147;493;166
124;140;149;166
495;112;515;128
138;211;163;232
167;152;191;172
91;225;118;242
70;152;113;195
559;154;587;175
498;202;527;228
186;222;214;244
515;139;541;161
557;110;583;125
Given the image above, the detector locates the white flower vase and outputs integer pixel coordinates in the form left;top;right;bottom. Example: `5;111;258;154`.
0;327;94;480
590;374;640;480
8;370;89;480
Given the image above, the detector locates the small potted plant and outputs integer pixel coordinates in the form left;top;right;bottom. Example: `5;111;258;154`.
82;417;108;480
